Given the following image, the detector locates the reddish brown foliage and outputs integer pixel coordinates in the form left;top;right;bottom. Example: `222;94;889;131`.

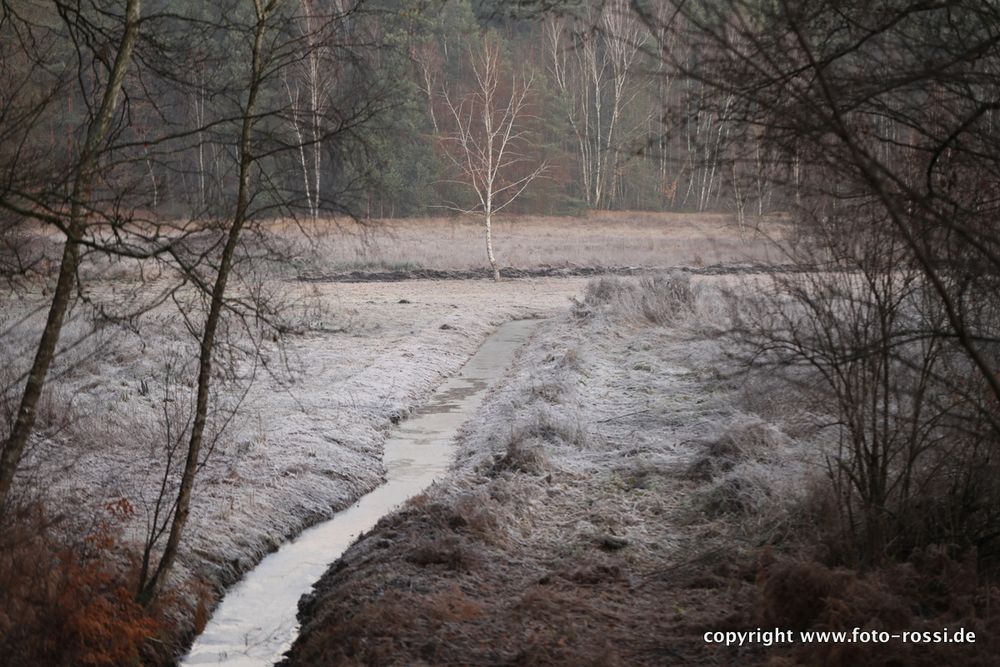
0;501;160;667
286;486;760;667
755;549;1000;666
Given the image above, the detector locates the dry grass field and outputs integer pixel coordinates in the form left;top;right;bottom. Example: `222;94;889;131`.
284;212;787;276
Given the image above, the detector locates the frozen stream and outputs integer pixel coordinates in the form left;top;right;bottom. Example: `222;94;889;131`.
182;319;541;667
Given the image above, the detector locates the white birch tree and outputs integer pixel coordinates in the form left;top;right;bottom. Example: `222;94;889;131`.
283;0;339;219
440;36;547;281
544;0;646;209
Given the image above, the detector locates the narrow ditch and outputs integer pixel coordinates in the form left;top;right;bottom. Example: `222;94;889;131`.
182;318;542;667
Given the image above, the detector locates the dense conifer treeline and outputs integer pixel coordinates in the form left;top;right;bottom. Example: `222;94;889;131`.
0;0;772;227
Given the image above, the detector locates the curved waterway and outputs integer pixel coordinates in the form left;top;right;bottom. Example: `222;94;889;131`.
182;318;541;667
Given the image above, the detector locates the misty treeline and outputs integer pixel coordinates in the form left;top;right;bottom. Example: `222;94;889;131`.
0;0;783;227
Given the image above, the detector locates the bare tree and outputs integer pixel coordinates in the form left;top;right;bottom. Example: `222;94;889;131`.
135;0;383;603
628;0;1000;562
134;0;288;604
544;0;646;209
637;0;1000;414
440;36;547;281
283;0;343;219
410;38;443;133
0;0;143;515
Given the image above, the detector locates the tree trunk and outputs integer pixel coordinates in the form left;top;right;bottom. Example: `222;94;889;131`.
485;213;500;281
137;0;272;605
0;238;79;512
0;0;142;515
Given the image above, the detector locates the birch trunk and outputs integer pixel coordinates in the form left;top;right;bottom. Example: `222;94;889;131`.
484;211;499;281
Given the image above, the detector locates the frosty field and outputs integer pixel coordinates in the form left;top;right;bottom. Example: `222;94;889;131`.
1;264;587;648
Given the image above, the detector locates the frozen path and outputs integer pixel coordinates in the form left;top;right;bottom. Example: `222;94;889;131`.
182;319;542;667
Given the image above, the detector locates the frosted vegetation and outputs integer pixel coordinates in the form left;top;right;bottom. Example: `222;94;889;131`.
0;272;583;657
1;0;999;665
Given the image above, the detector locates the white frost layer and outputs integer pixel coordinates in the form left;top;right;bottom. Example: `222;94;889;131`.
0;277;586;644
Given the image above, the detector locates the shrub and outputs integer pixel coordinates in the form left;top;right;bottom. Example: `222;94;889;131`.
737;220;1000;567
574;272;694;325
0;502;160;667
686;420;787;481
489;429;550;476
755;552;1000;666
633;272;694;324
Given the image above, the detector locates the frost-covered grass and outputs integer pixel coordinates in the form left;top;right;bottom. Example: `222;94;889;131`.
285;274;825;666
0;275;588;656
